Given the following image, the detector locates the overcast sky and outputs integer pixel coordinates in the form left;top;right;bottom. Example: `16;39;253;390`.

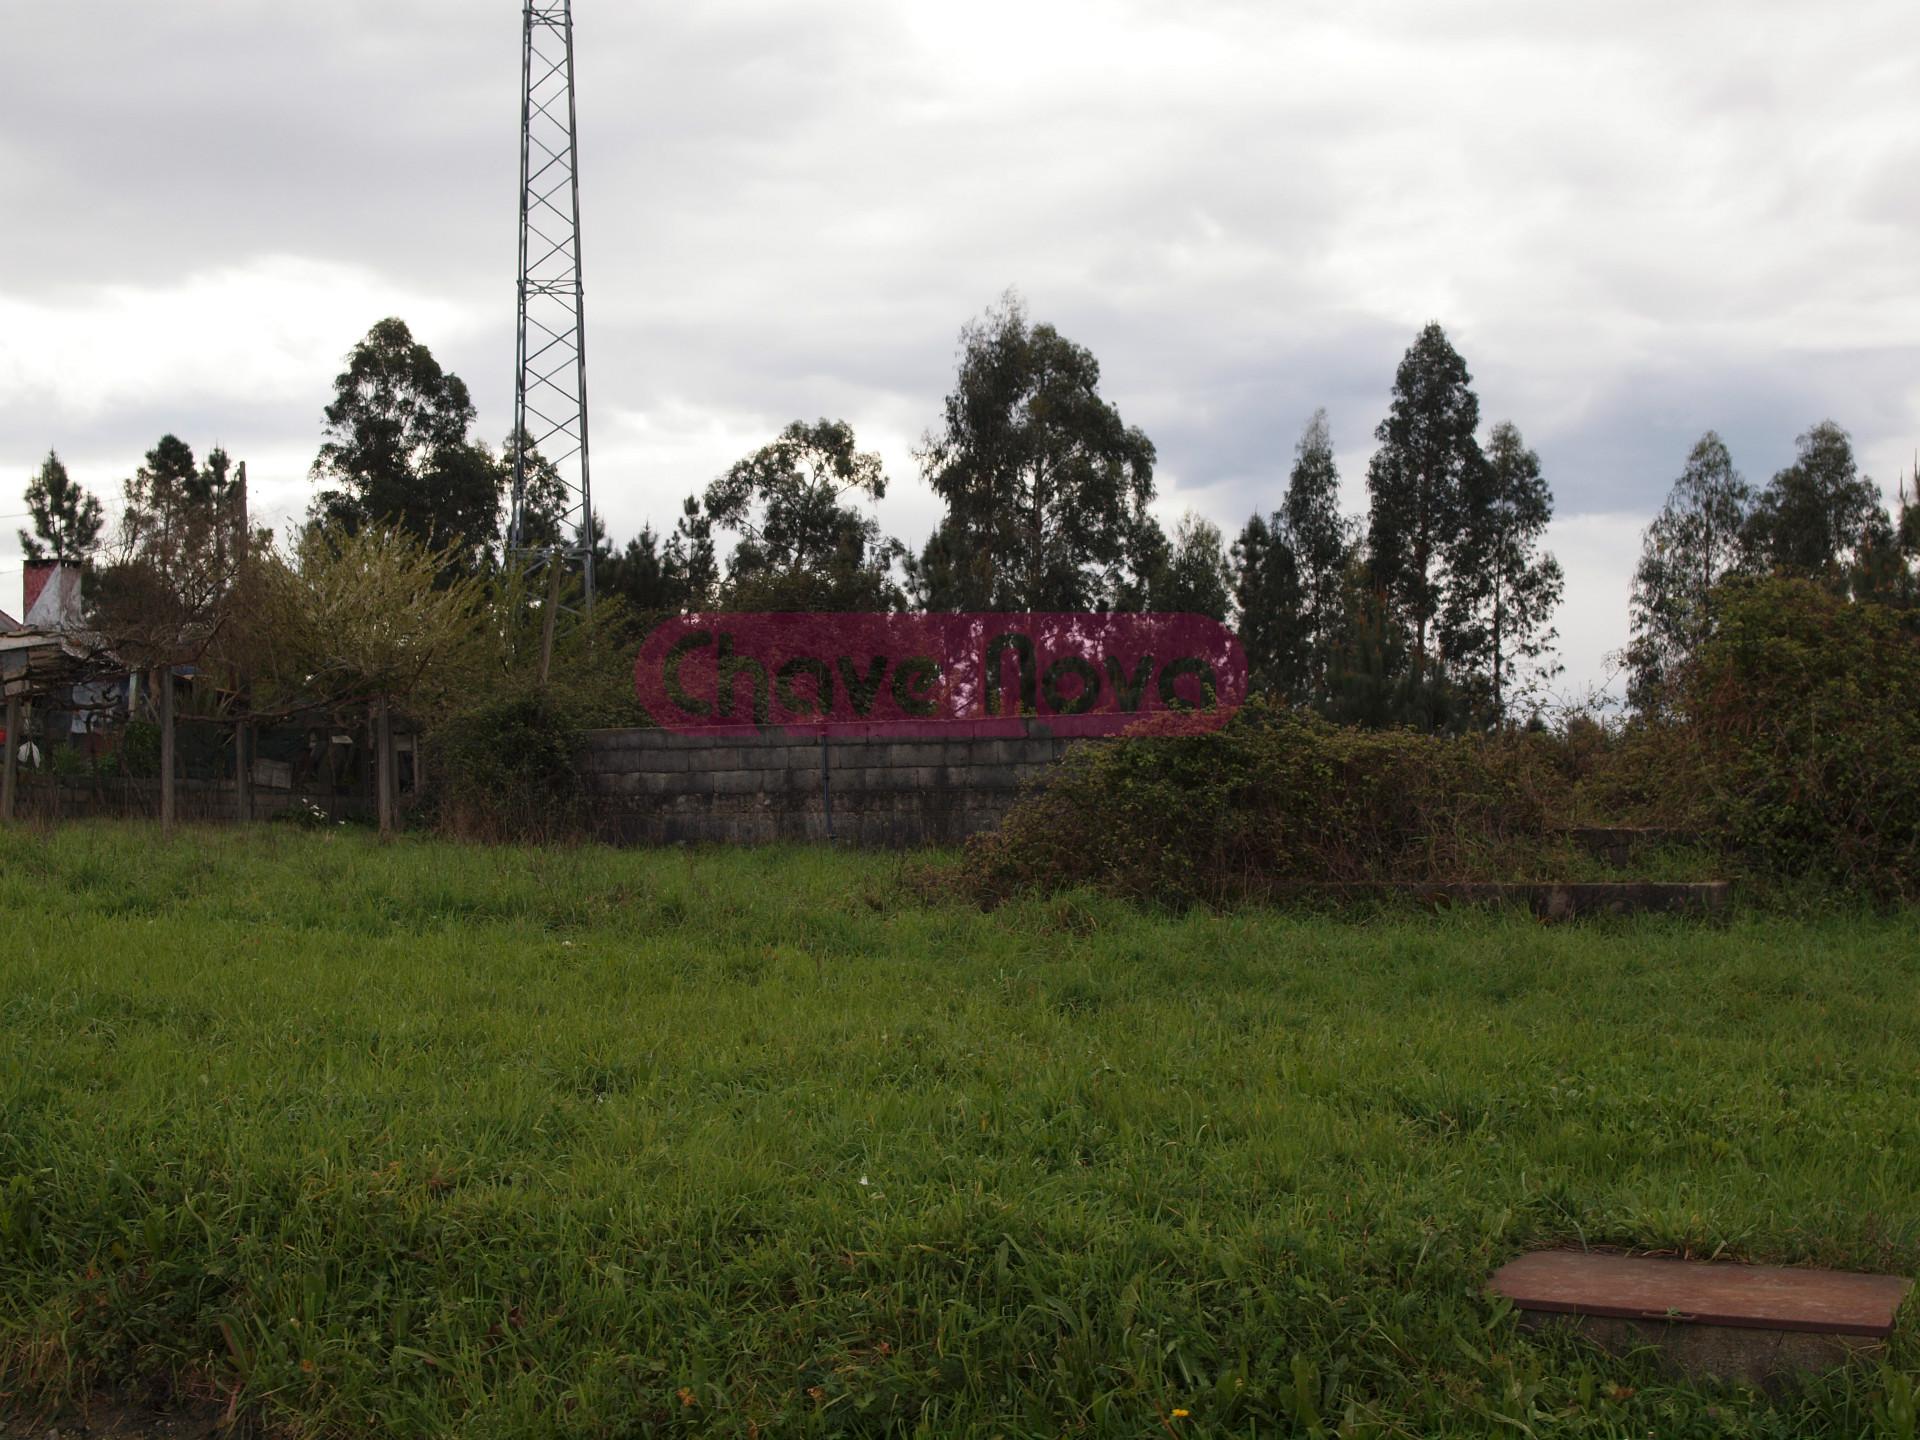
3;0;1916;697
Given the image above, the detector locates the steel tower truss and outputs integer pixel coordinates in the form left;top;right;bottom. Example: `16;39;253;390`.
510;0;594;608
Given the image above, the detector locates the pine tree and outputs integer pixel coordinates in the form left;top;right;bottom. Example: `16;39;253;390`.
91;436;252;665
18;450;104;565
663;496;718;610
594;521;678;614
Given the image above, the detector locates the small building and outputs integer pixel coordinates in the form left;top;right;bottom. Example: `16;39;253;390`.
2;564;114;731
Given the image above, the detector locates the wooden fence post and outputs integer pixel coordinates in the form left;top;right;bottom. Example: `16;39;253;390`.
160;667;176;834
2;696;19;825
376;695;394;837
235;717;252;823
538;560;563;689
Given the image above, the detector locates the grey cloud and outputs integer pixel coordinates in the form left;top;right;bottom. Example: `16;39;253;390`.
5;0;1919;688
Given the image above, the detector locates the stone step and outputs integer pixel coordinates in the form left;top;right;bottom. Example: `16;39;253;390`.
1491;1249;1912;1386
1322;881;1732;919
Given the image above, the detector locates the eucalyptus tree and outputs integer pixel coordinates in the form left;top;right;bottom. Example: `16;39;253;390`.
705;419;903;612
912;293;1159;612
1745;420;1891;588
310;317;502;574
1231;513;1306;698
1282;409;1353;701
1442;421;1563;723
1364;323;1483;681
1626;431;1752;712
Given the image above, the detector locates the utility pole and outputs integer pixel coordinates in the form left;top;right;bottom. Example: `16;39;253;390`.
509;0;596;617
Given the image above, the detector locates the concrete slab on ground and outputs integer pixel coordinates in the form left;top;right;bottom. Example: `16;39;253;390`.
1490;1249;1913;1387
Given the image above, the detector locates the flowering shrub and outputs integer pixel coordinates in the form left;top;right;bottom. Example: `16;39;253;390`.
279;799;346;830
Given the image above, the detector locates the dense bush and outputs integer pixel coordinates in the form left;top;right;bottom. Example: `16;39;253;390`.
963;701;1565;904
118;719;161;778
1682;577;1920;895
428;691;587;843
1562;715;1711;831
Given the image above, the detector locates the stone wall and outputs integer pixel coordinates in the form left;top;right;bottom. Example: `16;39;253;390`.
580;724;1081;847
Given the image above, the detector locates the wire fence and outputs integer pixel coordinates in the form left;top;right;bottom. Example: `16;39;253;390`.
4;682;418;827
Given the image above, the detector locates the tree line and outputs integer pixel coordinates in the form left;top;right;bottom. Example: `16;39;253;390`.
17;301;1917;729
1625;424;1918;712
592;300;1573;731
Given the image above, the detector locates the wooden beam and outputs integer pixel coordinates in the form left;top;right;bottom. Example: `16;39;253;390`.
1492;1250;1912;1338
1490;1249;1914;1386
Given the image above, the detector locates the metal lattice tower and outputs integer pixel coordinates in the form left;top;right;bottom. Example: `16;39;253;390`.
510;0;594;610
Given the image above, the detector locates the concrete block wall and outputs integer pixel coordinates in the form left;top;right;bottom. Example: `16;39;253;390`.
579;725;1081;847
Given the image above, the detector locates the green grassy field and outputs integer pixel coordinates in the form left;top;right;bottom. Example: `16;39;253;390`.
1;825;1917;1438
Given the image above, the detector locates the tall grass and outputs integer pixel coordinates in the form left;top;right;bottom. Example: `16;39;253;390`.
1;825;1917;1437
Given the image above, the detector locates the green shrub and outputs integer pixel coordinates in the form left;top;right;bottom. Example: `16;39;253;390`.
1683;577;1920;895
118;719;161;778
963;701;1565;905
429;692;587;843
1569;716;1711;830
49;743;92;779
